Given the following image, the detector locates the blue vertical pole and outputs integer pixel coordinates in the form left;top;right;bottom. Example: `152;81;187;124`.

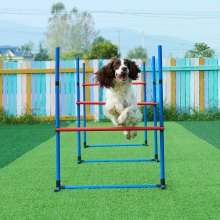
76;58;82;163
82;63;87;148
55;47;61;192
143;62;148;145
152;56;158;161
158;45;165;189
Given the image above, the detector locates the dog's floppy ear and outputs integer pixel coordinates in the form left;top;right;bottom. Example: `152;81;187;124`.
94;61;115;88
127;60;141;80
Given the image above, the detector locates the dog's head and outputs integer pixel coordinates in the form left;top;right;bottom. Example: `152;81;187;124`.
95;58;141;88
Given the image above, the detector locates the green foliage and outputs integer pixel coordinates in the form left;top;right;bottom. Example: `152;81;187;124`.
34;43;50;61
0;108;52;124
84;41;119;59
140;106;220;121
51;2;66;15
185;43;215;58
61;50;84;60
92;36;107;46
127;46;147;59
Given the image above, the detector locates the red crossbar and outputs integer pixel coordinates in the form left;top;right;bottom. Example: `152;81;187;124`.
56;126;164;132
76;101;106;105
82;83;99;86
76;101;157;106
82;82;146;86
137;102;157;105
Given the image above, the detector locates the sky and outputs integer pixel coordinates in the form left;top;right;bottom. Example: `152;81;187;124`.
1;0;220;55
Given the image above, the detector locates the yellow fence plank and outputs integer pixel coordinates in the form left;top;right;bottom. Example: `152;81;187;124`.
26;74;32;114
170;58;176;109
0;67;94;74
199;58;205;112
0;62;2;108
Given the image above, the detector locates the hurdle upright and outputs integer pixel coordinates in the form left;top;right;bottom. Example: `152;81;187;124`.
54;45;165;192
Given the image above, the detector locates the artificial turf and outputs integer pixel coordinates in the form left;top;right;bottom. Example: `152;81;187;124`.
178;121;220;150
0;123;67;168
0;122;220;219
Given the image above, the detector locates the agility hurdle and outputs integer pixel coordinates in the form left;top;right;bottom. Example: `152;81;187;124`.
81;63;151;148
54;46;165;191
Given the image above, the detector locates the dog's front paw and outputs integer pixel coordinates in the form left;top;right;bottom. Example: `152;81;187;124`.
123;131;131;140
118;114;126;124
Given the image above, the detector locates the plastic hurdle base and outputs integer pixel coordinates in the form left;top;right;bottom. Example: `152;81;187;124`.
54;183;166;191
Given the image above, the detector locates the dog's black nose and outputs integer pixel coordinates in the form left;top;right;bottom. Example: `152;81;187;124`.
122;67;128;72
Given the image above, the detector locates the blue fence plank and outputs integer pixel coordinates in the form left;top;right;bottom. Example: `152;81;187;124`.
3;74;8;112
204;58;209;112
98;60;104;119
208;58;214;110
176;59;181;112
213;58;218;111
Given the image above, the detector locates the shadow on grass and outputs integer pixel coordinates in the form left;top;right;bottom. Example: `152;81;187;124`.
178;121;220;150
0;123;67;169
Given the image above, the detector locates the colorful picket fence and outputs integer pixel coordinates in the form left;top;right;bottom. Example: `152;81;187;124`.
0;57;219;120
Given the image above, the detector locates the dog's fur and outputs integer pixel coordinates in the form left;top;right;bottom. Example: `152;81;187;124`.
95;58;142;139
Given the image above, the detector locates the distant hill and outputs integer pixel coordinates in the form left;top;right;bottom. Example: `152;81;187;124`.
0;20;45;51
99;28;195;58
0;20;195;57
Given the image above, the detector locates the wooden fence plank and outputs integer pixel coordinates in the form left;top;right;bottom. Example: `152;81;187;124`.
170;58;176;109
85;60;90;116
213;58;218;111
46;61;51;116
180;59;186;112
190;58;195;113
194;58;200;112
185;58;190;113
0;62;2;109
218;58;220;110
93;60;99;121
208;58;214;110
199;58;205;112
26;70;32;115
204;58;209;112
176;59;181;112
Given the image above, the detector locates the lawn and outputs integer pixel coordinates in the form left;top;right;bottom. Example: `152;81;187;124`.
0;121;220;219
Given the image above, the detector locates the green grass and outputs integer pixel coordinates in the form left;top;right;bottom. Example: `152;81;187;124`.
0;123;67;168
0;122;220;219
178;121;220;149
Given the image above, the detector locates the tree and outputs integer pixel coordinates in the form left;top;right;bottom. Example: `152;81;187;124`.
185;43;215;58
84;41;119;59
34;43;50;61
20;41;34;58
127;46;147;59
45;2;98;56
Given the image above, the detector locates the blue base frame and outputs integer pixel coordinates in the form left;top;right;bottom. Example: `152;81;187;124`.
79;158;156;163
86;143;147;148
55;183;165;191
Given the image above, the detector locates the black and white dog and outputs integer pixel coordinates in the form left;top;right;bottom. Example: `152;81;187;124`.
95;58;142;139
